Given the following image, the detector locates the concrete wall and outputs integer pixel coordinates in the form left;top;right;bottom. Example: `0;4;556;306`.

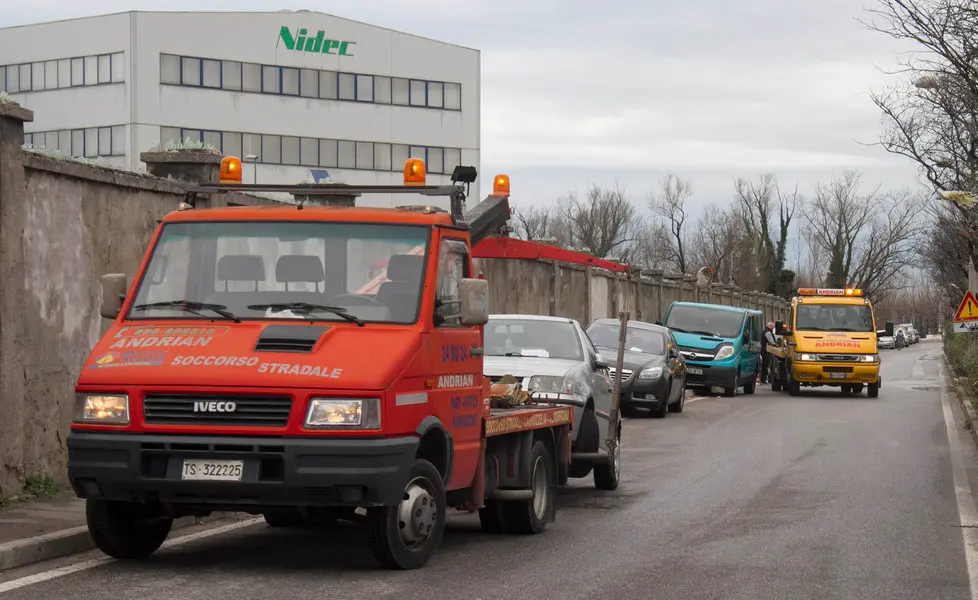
0;99;788;494
472;258;791;326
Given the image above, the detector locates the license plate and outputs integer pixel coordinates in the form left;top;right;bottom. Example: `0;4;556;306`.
829;372;847;380
687;367;703;375
181;459;244;481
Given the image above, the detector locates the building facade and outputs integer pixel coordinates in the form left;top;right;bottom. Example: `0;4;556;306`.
0;11;481;206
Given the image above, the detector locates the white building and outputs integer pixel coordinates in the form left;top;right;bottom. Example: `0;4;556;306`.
0;10;481;206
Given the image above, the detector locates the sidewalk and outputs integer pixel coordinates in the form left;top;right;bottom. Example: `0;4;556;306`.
0;493;233;572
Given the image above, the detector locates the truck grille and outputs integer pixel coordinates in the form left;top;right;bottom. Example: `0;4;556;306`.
142;394;293;427
817;354;862;362
607;367;633;384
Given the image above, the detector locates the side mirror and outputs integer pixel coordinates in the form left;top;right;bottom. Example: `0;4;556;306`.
775;321;790;336
654;320;663;326
878;321;894;337
458;278;489;326
594;354;609;369
99;273;128;319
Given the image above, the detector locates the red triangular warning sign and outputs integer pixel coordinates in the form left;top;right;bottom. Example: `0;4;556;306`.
954;291;978;321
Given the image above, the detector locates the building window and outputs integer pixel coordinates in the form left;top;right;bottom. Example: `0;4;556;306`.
44;61;58;89
222;61;242;90
83;57;97;86
181;57;201;86
202;59;221;88
338;73;355;101
31;63;45;91
157;127;464;175
70;58;83;86
111;53;125;83
57;59;70;87
97;55;111;84
154;53;462;110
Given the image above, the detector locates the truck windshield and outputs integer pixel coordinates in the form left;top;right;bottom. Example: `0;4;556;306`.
484;319;583;361
664;305;744;339
128;221;429;324
795;304;875;332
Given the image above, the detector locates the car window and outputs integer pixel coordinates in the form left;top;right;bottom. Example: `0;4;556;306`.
586;322;666;355
484;318;584;361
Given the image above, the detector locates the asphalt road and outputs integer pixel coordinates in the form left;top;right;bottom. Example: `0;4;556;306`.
1;338;974;599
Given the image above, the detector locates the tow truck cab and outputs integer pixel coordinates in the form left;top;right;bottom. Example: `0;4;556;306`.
771;288;894;398
67;158;575;570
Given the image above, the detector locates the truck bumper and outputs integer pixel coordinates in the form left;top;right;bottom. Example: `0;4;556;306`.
792;362;880;385
67;431;418;508
684;364;738;390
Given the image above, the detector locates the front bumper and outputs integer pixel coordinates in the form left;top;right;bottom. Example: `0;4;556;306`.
617;377;669;408
792;361;880;385
684;363;738;389
67;431;418;508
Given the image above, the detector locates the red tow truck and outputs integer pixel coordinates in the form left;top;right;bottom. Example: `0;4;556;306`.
67;157;621;570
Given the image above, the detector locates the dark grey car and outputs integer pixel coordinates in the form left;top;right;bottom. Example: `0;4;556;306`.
585;318;687;418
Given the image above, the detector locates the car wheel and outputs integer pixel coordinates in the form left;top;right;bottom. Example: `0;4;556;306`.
668;380;685;413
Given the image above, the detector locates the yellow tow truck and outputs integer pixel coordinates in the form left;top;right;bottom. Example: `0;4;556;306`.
768;288;893;398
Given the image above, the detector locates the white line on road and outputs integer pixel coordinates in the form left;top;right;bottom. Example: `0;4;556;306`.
939;362;978;600
0;517;264;594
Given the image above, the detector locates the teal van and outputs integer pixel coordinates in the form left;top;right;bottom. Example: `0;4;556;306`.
661;302;763;397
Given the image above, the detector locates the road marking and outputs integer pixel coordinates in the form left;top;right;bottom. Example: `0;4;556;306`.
939;362;978;600
0;517;263;593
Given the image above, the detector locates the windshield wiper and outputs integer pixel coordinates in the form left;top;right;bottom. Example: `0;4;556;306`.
668;326;688;333
247;302;365;327
690;330;721;338
131;300;240;322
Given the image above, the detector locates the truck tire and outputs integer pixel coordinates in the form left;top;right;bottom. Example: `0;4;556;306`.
787;377;800;396
86;499;173;559
367;458;446;570
771;363;783;392
868;382;880;398
593;435;621;491
743;374;756;395
501;440;554;534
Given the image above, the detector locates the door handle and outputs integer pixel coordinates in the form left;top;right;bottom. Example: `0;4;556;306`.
470;345;484;356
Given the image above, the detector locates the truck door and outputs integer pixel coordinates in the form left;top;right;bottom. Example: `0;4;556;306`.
431;236;483;490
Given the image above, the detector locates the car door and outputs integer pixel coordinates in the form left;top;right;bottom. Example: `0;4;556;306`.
576;320;613;429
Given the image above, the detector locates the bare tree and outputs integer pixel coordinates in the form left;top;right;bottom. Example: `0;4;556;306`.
510;204;571;246
733;173;799;295
559;183;641;260
631;220;674;271
687;203;739;284
802;170;924;301
648;173;693;274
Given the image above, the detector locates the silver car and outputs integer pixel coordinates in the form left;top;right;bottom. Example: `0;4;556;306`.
483;314;619;490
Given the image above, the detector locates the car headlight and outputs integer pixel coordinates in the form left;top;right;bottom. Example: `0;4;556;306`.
714;344;735;360
75;394;129;425
793;353;817;361
305;398;381;430
858;354;880;363
639;367;663;380
528;375;577;395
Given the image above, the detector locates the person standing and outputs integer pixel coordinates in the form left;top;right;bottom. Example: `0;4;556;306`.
760;321;777;384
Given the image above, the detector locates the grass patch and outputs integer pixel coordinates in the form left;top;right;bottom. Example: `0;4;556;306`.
944;322;978;412
0;473;63;511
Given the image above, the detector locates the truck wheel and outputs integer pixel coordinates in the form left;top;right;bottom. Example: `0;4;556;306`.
502;440;554;534
86;499;173;559
593;435;621;491
743;375;756;395
367;458;446;570
868;382;880;398
478;499;507;533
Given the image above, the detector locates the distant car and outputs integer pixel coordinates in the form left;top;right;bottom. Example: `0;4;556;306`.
878;335;895;349
585;318;687;418
482;314;618;489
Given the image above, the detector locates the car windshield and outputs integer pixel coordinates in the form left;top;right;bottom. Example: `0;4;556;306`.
664;305;745;339
795;304;875;332
586;323;666;355
128;221;429;324
484;319;583;361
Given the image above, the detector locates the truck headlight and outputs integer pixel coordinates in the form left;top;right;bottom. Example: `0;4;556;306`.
858;354;880;363
528;375;577;395
75;394;129;425
639;367;663;380
714;344;734;360
305;398;381;430
793;353;817;361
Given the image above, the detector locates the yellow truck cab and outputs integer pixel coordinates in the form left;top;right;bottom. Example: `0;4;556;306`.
769;288;893;398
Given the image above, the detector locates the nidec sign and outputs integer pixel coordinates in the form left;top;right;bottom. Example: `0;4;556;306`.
278;26;355;56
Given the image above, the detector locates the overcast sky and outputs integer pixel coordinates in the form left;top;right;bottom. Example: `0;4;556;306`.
2;0;923;231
